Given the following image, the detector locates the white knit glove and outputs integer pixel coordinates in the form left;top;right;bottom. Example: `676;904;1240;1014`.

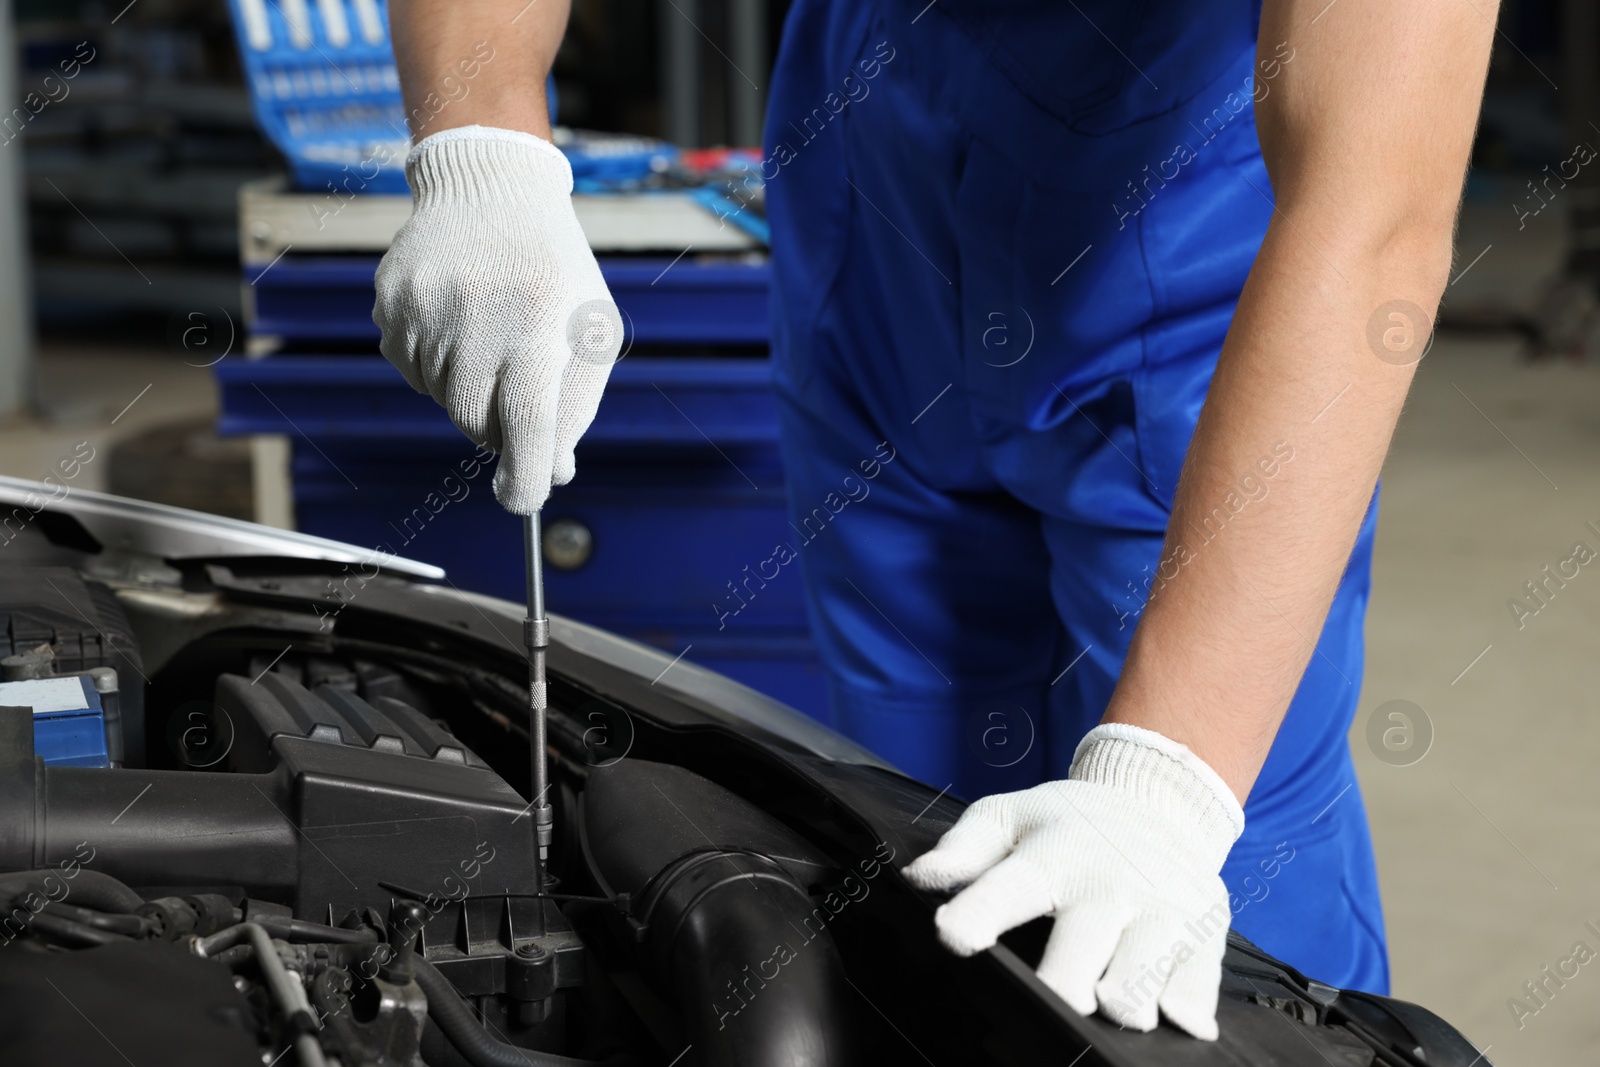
903;723;1245;1040
374;126;623;514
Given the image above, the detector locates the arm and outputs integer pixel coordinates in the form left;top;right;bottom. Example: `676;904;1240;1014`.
1104;0;1499;801
905;1;1499;1040
389;0;568;141
376;0;621;516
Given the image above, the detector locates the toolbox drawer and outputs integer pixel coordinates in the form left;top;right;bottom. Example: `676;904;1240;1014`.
217;355;781;445
286;435;805;630
246;255;771;347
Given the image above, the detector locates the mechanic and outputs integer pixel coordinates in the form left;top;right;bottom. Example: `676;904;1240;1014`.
375;0;1497;1041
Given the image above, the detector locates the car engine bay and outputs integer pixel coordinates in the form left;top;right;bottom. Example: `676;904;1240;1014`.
0;560;909;1067
0;504;1498;1067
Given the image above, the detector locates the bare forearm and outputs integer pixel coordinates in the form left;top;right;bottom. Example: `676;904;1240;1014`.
389;0;569;141
1103;0;1497;802
1103;222;1446;800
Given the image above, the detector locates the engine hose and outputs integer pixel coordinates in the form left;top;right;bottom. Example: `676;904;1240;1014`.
26;910;133;947
412;956;622;1067
43;901;150;937
253;914;379;945
0;869;146;915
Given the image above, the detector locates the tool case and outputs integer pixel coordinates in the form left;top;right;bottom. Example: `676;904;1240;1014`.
223;0;680;197
224;0;410;194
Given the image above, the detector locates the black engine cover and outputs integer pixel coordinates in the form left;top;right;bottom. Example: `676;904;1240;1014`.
216;670;539;921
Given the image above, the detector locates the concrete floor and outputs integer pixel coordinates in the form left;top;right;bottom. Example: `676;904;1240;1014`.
6;200;1600;1063
1360;335;1600;1066
0;340;218;495
1346;194;1597;1066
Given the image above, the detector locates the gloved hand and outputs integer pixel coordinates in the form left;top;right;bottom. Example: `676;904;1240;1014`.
902;722;1244;1040
374;125;623;514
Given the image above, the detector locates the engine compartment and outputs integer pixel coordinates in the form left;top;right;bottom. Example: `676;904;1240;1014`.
0;552;1499;1067
0;561;898;1067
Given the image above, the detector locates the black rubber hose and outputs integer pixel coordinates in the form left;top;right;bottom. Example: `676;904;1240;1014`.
254;914;379;945
26;910;132;947
412;956;622;1067
42;901;150;937
0;869;145;914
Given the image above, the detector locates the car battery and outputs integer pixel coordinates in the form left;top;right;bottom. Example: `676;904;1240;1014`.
0;674;113;768
0;567;146;765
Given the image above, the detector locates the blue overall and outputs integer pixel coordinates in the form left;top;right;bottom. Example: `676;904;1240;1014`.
764;0;1389;993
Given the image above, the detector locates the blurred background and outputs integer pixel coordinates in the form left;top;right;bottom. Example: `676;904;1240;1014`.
0;2;1594;1063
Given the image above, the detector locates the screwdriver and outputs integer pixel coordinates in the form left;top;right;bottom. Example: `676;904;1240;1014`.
523;512;553;894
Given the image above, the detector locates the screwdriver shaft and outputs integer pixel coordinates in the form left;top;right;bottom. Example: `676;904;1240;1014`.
524;513;552;892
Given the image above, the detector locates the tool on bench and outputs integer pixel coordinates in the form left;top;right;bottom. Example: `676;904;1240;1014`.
524;512;553;893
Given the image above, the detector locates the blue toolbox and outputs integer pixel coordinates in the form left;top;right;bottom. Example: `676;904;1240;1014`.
224;0;411;195
223;0;681;200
